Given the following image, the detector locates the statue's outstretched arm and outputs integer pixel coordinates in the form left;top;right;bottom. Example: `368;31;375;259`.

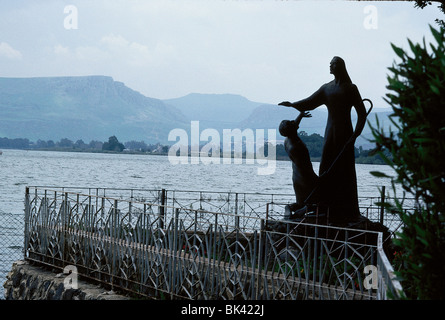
279;85;325;111
294;111;312;129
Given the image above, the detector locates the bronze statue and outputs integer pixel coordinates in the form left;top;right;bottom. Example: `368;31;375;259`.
279;56;367;221
279;111;318;219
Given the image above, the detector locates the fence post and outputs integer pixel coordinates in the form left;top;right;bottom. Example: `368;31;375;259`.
129;200;132;226
23;187;30;259
111;199;119;290
380;186;386;225
256;218;265;299
170;207;180;299
61;192;69;265
43;189;48;228
313;223;319;296
159;189;166;229
343;230;349;295
235;193;239;230
88;195;92;232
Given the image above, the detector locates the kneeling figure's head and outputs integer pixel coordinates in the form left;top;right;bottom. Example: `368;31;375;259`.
279;120;296;138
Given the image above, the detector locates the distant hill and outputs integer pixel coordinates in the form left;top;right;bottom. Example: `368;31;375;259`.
0;76;188;143
163;93;263;132
0;76;394;148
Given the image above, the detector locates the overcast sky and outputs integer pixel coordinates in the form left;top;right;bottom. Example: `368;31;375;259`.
0;0;442;107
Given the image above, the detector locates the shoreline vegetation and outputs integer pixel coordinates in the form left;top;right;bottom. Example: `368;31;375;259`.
0;134;388;165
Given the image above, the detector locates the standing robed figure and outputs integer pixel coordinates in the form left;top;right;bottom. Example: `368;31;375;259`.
279;56;367;221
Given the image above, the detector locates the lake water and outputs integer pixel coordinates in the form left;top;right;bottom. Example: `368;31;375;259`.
0;149;396;296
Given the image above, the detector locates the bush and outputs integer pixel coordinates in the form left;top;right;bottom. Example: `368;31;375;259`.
370;25;445;299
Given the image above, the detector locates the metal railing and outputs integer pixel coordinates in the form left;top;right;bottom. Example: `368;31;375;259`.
26;185;409;232
23;186;403;300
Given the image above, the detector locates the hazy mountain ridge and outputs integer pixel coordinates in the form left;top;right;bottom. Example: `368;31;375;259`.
0;76;393;147
0;76;188;143
164;93;263;123
163;93;265;134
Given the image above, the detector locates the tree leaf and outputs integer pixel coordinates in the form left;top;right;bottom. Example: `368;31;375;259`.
430;84;440;95
430;25;444;46
370;171;391;178
391;43;406;60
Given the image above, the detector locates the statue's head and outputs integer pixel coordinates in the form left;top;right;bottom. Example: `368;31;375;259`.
330;56;341;75
330;56;352;83
279;120;294;137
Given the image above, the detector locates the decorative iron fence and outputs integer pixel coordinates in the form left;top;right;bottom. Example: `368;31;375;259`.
23;186;403;300
26;185;409;232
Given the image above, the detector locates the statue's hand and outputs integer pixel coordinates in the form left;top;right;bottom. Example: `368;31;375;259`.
302;111;312;118
278;101;292;107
